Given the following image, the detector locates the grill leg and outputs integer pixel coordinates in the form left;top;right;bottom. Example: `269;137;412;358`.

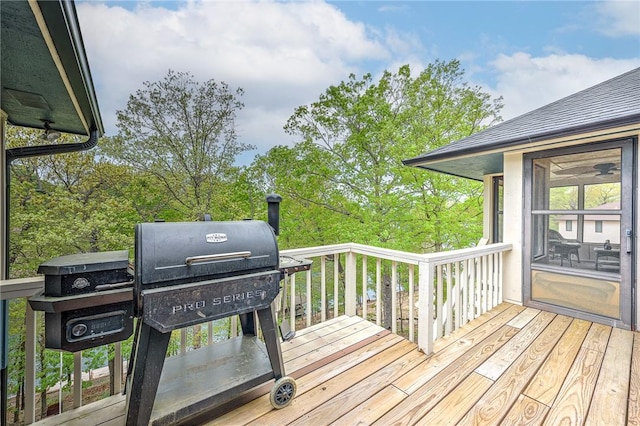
123;318;142;395
125;323;170;426
257;304;285;379
239;312;257;336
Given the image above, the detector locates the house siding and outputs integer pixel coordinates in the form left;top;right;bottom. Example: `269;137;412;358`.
500;152;524;305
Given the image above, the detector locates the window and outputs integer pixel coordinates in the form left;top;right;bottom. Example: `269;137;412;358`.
595;221;603;233
565;220;572;231
531;165;547;259
492;176;504;243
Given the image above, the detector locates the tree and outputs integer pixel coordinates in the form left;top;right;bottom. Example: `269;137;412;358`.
254;60;502;328
105;70;253;220
270;60;501;252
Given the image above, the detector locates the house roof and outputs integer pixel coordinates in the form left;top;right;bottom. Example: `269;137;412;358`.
1;0;103;137
404;67;640;181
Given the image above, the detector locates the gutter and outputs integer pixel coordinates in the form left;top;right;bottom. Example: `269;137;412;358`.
6;128;99;162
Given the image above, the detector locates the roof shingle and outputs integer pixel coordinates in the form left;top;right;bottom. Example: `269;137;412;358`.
405;67;640;166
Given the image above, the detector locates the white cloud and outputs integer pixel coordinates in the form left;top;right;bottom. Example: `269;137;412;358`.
77;0;389;153
594;0;640;37
76;0;639;164
489;53;640;120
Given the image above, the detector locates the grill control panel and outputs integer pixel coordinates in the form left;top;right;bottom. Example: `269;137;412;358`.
66;311;128;342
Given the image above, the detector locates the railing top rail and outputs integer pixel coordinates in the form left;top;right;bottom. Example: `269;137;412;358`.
2;242;513;302
282;242;512;266
420;242;512;264
281;243;354;258
0;276;44;301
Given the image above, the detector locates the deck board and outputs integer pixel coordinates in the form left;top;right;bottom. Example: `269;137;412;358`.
584;327;634;426
393;303;525;395
522;318;591;406
501;394;549;426
414;372;492;426
30;303;640;426
474;310;556;381
542;348;606;425
285;344;425;426
374;325;520;425
458;314;572;425
328;385;406;426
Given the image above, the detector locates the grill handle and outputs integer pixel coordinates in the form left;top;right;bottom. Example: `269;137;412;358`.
185;251;252;266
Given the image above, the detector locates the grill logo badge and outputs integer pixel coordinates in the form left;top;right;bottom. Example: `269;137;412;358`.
206;233;227;243
72;277;90;290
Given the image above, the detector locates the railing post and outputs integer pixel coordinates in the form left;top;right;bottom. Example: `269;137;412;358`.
391;261;397;334
498;251;504;303
290;272;296;332
114;342;122;394
333;255;339;318
320;255;326;322
73;352;82;408
418;260;434;354
435;264;443;339
24;304;36;424
345;251;357;316
375;258;382;326
180;329;187;354
408;265;415;342
362;256;368;321
231;316;238;338
306;269;312;327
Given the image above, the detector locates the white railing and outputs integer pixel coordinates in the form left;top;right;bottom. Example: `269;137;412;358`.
280;242;512;354
0;241;511;424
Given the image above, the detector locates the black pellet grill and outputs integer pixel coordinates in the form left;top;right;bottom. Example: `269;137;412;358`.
28;197;311;425
125;219;304;425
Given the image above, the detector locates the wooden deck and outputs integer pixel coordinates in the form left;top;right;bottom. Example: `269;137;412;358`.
34;303;640;425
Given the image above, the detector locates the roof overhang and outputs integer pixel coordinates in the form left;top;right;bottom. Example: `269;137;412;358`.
404;68;640;181
404;115;640;181
1;0;103;137
408;152;504;181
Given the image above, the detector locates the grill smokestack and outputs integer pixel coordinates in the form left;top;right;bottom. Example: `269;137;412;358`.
266;194;282;236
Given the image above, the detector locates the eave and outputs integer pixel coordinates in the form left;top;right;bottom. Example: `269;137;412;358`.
403;68;640;181
1;0;103;137
403;115;640;181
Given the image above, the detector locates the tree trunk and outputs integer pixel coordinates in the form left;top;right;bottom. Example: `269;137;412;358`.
40;389;47;419
13;379;22;423
382;273;393;330
193;325;202;349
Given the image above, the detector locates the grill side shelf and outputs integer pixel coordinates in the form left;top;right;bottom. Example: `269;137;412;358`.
140;270;281;333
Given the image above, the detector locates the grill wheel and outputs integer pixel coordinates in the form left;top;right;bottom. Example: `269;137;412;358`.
270;376;297;409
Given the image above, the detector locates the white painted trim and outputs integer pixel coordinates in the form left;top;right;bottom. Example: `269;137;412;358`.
28;0;90;133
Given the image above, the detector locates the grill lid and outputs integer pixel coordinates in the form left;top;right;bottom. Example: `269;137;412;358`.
135;220;279;289
37;250;131;296
38;250;129;276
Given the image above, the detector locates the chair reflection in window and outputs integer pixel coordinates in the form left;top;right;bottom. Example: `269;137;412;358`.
548;229;581;267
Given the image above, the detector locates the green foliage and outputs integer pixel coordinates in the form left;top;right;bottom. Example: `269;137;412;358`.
104;69;253;221
253;60;502;252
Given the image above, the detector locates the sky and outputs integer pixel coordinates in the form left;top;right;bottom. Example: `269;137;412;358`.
76;0;640;164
